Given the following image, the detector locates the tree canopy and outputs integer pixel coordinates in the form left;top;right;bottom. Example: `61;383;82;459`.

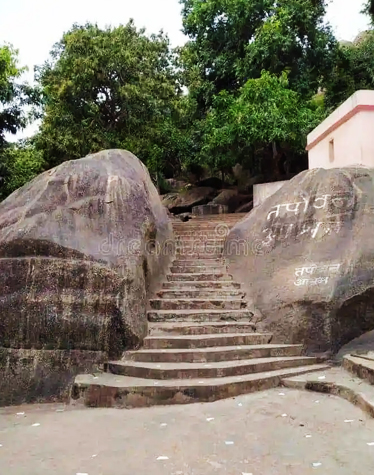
0;44;31;146
0;1;373;200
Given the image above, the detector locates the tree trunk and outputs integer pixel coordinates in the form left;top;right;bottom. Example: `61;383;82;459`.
272;141;281;180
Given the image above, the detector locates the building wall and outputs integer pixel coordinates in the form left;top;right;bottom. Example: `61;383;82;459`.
308;113;365;169
307;90;374;169
253;180;289;207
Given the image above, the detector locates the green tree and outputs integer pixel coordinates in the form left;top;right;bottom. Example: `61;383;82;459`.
0;141;45;200
324;30;374;109
362;0;374;23
0;44;29;146
0;44;39;199
180;0;337;113
200;71;325;179
35;21;183;174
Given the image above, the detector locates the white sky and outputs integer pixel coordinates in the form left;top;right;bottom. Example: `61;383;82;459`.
0;0;370;140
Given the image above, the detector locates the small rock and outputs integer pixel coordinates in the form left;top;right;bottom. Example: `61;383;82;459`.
206;418;214;422
344;419;354;423
32;423;40;427
305;435;312;438
225;441;234;445
281;414;287;417
157;456;169;460
160;423;168;427
312;462;322;467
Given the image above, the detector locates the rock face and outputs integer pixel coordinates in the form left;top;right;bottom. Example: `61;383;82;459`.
0;149;173;405
162;187;217;214
235;200;253;214
224;166;374;355
211;189;251;213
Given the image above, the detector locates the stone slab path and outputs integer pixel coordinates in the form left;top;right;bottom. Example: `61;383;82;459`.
1;388;374;474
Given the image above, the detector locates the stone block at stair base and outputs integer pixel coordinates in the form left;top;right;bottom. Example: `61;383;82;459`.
192;204;228;215
71;364;330;408
343;354;374;384
0;348;105;406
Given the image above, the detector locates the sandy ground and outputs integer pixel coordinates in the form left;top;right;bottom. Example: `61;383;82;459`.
1;388;374;475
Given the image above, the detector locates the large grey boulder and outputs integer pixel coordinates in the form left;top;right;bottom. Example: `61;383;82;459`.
224;166;374;356
0;149;173;405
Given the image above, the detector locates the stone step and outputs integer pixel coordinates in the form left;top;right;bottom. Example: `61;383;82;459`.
175;249;224;257
71;364;331;408
343;355;374;384
107;356;319;380
170;265;226;274
147;309;251;322
142;333;271;349
172;226;236;232
162;281;241;289
174;232;230;238
172;259;225;266
125;343;303;363
156;289;245;299
172;255;225;261
173;218;242;224
175;252;224;259
175;236;226;242
167;273;232;282
149;298;247;310
148;322;256;336
176;241;224;247
173;215;246;223
172;257;227;269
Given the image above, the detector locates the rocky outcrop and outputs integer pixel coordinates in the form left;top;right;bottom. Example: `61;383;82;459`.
235;200;253;214
0;149;173;405
162;187;217;214
165;178;188;191
224;166;374;356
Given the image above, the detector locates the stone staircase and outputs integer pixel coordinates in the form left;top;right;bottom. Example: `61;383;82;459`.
71;213;329;408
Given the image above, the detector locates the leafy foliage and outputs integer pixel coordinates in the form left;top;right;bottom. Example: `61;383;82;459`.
34;21;184;172
0;141;45;200
180;0;337;112
0;44;32;146
200;71;325;178
324;30;374;109
2;3;374;201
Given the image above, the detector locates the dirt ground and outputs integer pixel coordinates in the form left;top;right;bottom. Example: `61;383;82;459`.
1;387;374;475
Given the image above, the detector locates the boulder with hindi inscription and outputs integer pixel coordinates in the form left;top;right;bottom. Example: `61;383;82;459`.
224;166;374;355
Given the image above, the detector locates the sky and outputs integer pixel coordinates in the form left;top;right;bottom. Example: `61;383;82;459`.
0;0;370;140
